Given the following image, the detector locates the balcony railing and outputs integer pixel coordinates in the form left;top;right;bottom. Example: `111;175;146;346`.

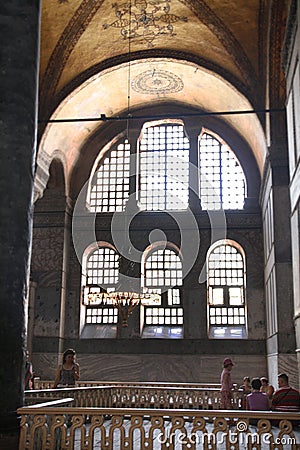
33;379;222;390
26;384;243;409
17;404;300;450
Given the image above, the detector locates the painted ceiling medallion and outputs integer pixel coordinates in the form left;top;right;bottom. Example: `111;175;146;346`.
103;0;188;48
132;69;184;94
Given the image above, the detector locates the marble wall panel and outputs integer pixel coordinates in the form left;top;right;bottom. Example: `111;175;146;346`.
32;352;267;386
33;287;61;337
267;353;299;390
278;353;299;389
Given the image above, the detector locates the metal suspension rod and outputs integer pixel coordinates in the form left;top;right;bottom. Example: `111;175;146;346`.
38;108;285;124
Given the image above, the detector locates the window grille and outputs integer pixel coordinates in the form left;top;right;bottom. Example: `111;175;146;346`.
138;123;189;210
199;132;246;210
207;241;247;337
86;305;118;324
83;247;119;324
81;122;251;339
144;248;183;326
89;141;130;212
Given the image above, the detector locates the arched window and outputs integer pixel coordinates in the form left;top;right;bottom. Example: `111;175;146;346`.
87;140;130;212
199;130;246;210
207;240;247;338
141;244;183;338
86;125;246;213
81;121;252;339
82;245;119;326
138;121;190;211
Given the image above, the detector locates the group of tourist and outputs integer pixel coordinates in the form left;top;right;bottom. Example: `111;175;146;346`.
220;357;300;412
25;350;300;417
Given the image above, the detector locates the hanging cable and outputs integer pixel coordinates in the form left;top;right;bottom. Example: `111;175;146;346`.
126;0;132;141
38;108;285;124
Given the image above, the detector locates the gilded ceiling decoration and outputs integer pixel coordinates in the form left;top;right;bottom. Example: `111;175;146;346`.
131;69;183;94
37;0;286;195
40;0;264;118
103;0;188;48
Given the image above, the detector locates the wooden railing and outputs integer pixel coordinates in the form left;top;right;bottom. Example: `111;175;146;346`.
26;384;243;409
33;378;222;390
17;404;300;450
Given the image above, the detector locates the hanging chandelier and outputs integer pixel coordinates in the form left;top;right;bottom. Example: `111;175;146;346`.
85;289;160;327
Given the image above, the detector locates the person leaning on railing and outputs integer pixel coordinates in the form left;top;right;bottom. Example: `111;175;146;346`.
53;348;80;388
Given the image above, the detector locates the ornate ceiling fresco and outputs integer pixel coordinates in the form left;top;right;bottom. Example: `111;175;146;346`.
102;0;188;48
131;69;184;94
37;0;288;197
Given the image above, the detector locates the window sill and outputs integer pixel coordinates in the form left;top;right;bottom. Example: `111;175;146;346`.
208;326;247;339
142;326;183;339
80;324;117;339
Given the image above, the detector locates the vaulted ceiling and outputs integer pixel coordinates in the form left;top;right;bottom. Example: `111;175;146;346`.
36;0;288;198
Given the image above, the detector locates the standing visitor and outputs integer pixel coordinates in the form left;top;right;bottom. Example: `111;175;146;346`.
53;348;80;388
220;357;234;409
24;350;34;390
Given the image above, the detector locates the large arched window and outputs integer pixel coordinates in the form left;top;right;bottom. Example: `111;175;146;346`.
81;120;251;339
199;130;246;210
81;244;119;326
137;121;190;211
87;140;130;212
207;240;247;338
86;124;246;213
141;244;183;338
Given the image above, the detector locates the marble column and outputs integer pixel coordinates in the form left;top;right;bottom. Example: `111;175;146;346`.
262;144;297;389
0;1;40;448
282;0;300;387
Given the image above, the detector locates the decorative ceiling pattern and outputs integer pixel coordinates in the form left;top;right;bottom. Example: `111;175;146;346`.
103;0;188;48
36;0;288;198
131;69;184;94
40;0;263;119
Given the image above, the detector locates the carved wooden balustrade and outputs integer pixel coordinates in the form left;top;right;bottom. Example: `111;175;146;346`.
17;404;300;450
109;386;243;409
33;379;221;390
26;384;243;409
25;386;112;407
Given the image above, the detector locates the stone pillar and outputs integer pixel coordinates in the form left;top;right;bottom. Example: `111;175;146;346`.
282;0;300;387
261;0;298;388
0;1;40;448
261;145;296;389
30;182;70;364
117;124;142;337
26;280;37;356
186;125;202;211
